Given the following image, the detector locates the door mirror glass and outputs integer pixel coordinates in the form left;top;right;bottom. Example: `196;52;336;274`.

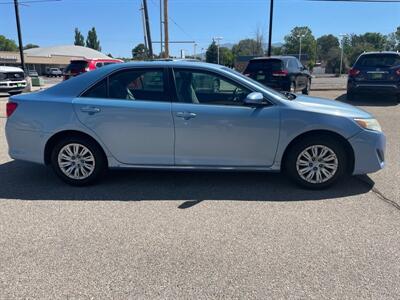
244;92;265;106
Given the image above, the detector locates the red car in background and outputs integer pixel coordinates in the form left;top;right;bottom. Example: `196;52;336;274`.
63;58;123;80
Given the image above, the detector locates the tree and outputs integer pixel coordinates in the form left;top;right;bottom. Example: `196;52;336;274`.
23;44;39;50
206;41;218;64
74;28;85;46
219;47;234;67
86;27;101;51
282;26;317;67
232;39;263;57
132;43;149;60
0;35;18;51
316;34;341;73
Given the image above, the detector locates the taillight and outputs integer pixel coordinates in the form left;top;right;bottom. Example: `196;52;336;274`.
6;102;18;117
395;69;400;76
272;70;288;77
349;68;360;77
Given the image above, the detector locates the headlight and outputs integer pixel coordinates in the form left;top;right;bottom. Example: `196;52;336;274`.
354;118;382;132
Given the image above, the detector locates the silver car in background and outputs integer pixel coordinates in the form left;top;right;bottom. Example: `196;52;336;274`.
5;61;385;189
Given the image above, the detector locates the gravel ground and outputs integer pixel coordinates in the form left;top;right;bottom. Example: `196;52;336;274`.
0;89;399;299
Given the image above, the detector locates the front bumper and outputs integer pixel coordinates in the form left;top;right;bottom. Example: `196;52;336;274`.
0;80;27;92
348;129;386;175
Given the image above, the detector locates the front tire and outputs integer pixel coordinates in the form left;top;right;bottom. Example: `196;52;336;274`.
284;136;347;189
51;136;106;186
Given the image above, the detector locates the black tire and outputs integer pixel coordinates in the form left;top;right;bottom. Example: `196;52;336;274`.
347;90;356;101
289;81;296;93
284;135;348;189
9;91;22;96
51;136;107;186
302;79;311;95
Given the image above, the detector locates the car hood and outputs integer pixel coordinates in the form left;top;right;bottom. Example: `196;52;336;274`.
291;95;372;119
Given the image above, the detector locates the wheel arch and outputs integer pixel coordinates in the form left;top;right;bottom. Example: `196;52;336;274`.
281;130;355;174
44;130;108;165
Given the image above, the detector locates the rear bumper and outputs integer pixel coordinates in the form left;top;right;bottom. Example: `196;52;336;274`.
348;129;386;175
348;80;400;94
5;121;48;165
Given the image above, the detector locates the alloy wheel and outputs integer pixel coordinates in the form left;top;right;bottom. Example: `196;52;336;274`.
296;145;338;184
57;143;96;180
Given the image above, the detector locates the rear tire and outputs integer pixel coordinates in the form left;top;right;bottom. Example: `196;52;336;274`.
302;79;311;95
284;135;347;189
347;90;355;101
51;136;106;186
289;81;296;93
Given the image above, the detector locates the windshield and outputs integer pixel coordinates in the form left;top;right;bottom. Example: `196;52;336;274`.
222;67;292;101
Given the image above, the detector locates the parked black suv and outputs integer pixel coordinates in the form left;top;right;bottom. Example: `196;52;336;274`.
243;56;312;94
347;51;400;101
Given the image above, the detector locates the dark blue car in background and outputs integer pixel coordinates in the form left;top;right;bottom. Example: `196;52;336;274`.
347;51;400;101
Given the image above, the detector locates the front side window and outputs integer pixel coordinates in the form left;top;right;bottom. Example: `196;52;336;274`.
174;69;250;106
108;69;166;101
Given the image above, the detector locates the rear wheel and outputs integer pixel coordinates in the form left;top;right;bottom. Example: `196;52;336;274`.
302;79;311;95
284;136;347;189
289;81;296;93
347;89;356;101
51;136;106;186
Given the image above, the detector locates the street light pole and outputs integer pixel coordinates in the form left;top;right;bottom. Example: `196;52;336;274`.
214;37;223;64
297;34;305;61
13;0;25;71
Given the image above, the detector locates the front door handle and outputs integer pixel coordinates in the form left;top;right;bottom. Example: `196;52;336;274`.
176;111;197;120
80;106;101;114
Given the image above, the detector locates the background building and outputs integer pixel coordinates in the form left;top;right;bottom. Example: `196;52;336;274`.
0;45;111;75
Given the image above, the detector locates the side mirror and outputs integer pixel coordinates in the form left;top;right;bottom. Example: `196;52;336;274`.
244;92;265;106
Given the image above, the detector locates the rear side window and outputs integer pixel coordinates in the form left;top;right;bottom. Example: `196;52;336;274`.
81;79;107;98
356;54;400;68
245;59;283;74
65;61;88;72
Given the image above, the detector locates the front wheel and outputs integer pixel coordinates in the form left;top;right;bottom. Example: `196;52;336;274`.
284;136;347;189
51;136;106;186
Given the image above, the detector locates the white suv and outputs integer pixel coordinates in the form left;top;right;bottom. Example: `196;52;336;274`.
0;66;27;95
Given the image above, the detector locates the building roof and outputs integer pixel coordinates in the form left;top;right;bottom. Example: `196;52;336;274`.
24;45;110;59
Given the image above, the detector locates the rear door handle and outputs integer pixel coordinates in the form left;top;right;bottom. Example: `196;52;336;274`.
176;111;197;120
80;106;101;114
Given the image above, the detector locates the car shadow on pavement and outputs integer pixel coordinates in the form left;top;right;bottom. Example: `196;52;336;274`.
0;160;373;204
336;93;398;106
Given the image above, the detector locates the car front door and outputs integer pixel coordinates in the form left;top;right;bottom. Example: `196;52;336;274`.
73;68;174;165
171;68;280;167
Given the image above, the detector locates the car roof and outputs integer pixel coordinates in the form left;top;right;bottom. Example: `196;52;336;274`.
0;66;24;73
359;51;400;56
249;56;296;61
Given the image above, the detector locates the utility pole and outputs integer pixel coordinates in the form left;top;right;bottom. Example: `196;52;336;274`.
140;2;148;49
267;0;274;57
159;0;163;55
163;0;169;58
339;33;348;77
143;0;153;57
214;37;223;64
13;0;25;71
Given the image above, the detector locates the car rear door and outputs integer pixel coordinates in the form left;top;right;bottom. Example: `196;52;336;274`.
73;67;174;165
171;68;280;167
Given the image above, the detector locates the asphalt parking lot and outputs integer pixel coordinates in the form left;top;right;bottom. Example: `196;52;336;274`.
0;88;399;299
